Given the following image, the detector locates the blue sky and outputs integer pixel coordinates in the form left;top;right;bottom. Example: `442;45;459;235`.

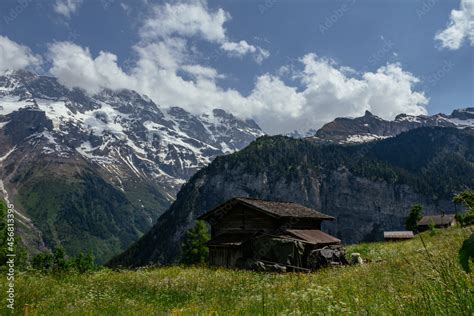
0;0;472;133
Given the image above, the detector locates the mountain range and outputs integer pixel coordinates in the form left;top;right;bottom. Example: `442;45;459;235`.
289;108;474;143
0;70;263;262
0;70;472;264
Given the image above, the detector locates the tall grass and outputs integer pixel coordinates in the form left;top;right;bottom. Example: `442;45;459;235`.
1;227;472;315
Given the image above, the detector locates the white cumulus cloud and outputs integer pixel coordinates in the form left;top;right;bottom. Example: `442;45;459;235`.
0;36;41;73
181;65;222;79
54;0;83;18
48;42;131;93
288;54;428;132
221;40;270;64
140;0;269;62
140;1;228;42
435;0;474;50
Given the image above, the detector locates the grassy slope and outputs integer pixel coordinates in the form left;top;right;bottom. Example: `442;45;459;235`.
3;227;473;315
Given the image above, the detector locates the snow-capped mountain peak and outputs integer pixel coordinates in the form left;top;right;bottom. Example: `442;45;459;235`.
0;70;264;197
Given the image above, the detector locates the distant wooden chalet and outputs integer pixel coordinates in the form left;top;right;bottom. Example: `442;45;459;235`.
198;197;340;271
384;231;415;242
417;214;457;232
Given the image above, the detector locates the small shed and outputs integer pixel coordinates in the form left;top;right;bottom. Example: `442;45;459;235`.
417;214;457;232
198;197;340;270
384;231;415;242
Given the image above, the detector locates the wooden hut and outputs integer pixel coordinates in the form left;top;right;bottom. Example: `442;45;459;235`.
417;214;457;232
383;231;415;242
198;197;340;270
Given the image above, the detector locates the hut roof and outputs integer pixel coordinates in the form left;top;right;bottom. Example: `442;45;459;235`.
417;214;456;226
207;230;341;247
285;229;341;245
198;197;334;221
383;231;415;239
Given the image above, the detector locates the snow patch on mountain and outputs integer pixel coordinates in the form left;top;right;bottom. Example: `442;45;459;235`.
448;118;474;128
0;146;16;162
344;134;390;143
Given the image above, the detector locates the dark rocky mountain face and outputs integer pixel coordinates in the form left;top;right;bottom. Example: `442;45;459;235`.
451;108;474;121
109;127;474;267
0;70;263;262
307;110;473;144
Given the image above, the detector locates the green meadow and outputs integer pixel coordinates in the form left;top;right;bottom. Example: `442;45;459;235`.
2;227;473;315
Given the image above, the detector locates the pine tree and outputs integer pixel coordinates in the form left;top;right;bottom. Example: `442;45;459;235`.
74;252;96;273
52;247;69;272
406;204;423;232
32;252;54;273
181;220;210;265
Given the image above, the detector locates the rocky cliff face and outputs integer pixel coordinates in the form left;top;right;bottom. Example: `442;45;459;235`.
318;170;457;243
109;127;473;267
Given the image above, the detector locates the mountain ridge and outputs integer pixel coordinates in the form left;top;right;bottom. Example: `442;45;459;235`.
305;108;474;143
